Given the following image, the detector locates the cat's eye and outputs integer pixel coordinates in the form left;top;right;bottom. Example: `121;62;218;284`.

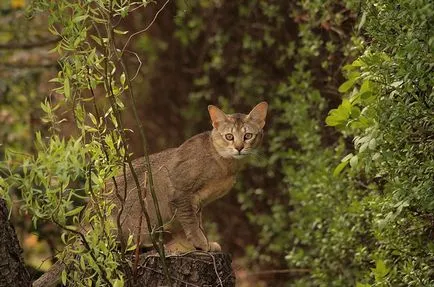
244;133;253;140
225;133;234;141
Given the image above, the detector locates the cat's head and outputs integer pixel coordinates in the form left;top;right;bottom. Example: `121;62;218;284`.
208;102;268;159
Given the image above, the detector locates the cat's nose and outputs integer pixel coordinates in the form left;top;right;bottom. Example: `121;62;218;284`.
235;146;243;152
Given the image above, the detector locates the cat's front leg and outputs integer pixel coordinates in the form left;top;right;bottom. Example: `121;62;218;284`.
196;205;221;252
170;196;217;251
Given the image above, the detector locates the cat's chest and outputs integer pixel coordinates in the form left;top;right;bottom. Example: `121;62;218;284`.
195;175;236;207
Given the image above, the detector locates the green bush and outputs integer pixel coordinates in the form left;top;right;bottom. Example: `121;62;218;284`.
325;0;434;285
175;0;433;285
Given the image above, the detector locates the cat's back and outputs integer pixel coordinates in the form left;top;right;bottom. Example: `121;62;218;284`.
130;131;235;192
146;131;211;167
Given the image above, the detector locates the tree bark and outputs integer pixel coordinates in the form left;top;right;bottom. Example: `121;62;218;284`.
0;198;32;287
134;252;235;286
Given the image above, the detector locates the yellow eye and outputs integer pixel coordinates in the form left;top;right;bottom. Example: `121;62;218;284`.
244;133;253;140
225;133;234;141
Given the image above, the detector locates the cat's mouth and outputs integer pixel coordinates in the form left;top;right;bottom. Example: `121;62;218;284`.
232;154;246;159
231;151;250;159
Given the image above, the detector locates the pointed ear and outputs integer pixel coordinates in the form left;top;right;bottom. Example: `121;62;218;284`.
208;105;227;128
247;101;268;129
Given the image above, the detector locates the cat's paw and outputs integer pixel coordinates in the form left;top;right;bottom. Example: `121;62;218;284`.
193;241;221;252
209;241;222;252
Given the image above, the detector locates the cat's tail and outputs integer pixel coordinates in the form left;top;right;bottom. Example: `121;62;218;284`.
32;260;66;287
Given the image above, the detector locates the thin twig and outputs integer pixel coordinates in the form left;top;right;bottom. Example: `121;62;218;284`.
133;171;147;278
123;49;142;81
121;0;170;55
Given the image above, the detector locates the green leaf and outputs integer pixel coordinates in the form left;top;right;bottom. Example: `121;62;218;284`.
61;269;67;285
90;35;102;46
126;243;137;252
338;79;356;93
120;73;126;86
357;11;367;31
360;80;372;93
72;15;88;23
40;101;50;113
372;259;389;281
114;29;129;35
113;278;124;287
351;106;361;118
369;138;377;150
325;99;352;126
64;78;71;99
88;113;98;126
65;206;84;217
349;155;358;167
341;153;354;162
80;255;86;270
333;160;349;176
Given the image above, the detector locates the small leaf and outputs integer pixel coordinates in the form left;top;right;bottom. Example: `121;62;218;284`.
114;29;129;35
40;101;50;113
65;206;84;217
357;11;367;31
360;80;372;93
64;78;71;99
126;244;137;252
88;113;98;126
80;256;86;270
72;15;88;23
351;106;361;118
348;71;361;80
390;80;403;88
325;99;352;126
90;35;102;46
359;142;369;153
61;269;67;285
120;73;126;86
373;259;389;280
372;153;381;161
369;138;377;150
338;79;356;93
360;91;373;100
349;155;358;167
341;153;354;162
113;278;124;287
333;160;349;176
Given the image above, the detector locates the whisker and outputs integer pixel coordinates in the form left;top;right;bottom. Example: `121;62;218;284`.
246;150;268;161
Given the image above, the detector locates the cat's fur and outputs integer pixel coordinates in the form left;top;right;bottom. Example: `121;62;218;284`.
108;101;268;252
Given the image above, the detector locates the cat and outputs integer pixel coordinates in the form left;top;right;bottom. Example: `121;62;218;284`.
109;101;268;252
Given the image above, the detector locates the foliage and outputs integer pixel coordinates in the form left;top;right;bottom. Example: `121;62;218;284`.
174;0;433;285
325;0;434;285
1;0;170;285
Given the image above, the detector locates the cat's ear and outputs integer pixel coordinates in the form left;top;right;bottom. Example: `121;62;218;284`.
247;101;268;129
208;105;228;128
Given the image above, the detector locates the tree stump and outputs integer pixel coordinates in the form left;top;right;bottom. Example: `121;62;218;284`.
0;198;32;287
134;252;235;286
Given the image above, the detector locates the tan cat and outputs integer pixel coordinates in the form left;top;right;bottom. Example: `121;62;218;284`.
109;101;268;252
33;102;267;287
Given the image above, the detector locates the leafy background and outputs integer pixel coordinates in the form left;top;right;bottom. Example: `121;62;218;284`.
0;0;433;286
